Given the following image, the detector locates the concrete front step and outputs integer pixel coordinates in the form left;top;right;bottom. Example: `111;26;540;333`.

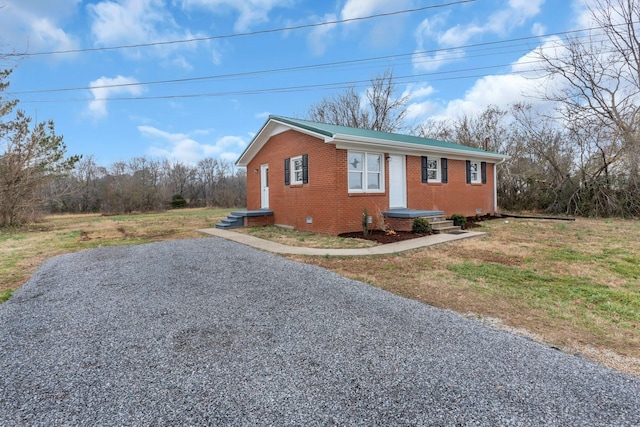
428;219;453;229
215;209;275;230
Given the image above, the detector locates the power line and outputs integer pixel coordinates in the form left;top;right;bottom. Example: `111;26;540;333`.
7;24;613;96
5;0;475;57
16;59;549;104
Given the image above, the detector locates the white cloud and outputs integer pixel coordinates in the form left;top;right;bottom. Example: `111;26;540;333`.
181;0;294;32
413;48;466;72
0;0;81;55
402;83;438;121
88;0;216;64
340;0;410;20
307;13;337;56
531;22;546;36
402;83;435;101
139;125;248;163
413;0;545;71
88;75;144;119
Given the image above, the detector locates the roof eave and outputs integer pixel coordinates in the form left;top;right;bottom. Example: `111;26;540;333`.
236;117;335;166
332;134;508;162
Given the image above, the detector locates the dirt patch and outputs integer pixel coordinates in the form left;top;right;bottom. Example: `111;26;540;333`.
339;230;431;244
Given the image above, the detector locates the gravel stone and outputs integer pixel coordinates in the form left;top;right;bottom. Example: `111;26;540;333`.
1;238;639;426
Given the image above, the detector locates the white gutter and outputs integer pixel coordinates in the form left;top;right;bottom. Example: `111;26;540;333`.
332;134;506;162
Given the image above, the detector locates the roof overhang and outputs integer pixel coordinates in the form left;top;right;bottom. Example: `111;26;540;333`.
236;117;508;166
236;117;335;167
332;134;507;162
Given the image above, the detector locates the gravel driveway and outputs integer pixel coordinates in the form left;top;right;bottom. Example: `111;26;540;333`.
1;238;639;426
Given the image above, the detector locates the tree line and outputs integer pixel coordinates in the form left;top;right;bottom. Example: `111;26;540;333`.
43;155;246;215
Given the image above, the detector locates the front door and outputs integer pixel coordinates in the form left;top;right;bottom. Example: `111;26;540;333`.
388;155;406;208
260;164;269;209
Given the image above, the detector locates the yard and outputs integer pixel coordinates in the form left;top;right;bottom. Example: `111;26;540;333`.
1;210;638;376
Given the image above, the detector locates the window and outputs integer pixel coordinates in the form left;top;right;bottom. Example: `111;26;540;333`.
290;155;303;185
470;161;480;183
348;151;383;192
421;157;447;183
284;154;308;185
466;160;487;184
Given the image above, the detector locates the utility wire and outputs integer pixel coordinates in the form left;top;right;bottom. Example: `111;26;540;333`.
8;24;614;96
18;59;548;104
5;0;475;57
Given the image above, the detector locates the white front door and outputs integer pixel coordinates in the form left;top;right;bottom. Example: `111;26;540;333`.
388;155;406;208
260;164;269;209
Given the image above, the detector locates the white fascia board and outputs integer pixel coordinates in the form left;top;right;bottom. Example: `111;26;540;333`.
332;134;507;162
236;120;334;166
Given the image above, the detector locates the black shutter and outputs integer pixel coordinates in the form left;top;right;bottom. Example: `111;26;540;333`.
465;160;471;184
481;161;487;184
421;156;428;183
284;158;290;185
302;154;308;184
441;158;448;183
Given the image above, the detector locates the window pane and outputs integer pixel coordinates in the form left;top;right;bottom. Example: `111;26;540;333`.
367;173;380;189
367;154;381;172
293;158;302;171
348;153;363;171
427;159;438;170
349;172;362;189
428;170;437;180
470;162;478;172
295;171;303;182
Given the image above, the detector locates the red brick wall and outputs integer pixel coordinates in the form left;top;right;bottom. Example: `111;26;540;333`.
246;130;341;235
246;130;496;235
244;215;274;227
334;149;390;234
405;156;495;217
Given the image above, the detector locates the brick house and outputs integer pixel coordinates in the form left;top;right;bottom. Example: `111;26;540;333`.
221;115;507;235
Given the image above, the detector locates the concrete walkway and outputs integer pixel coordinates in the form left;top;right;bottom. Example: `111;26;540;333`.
198;227;486;256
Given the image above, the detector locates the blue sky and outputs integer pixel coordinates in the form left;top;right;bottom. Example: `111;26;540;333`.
1;0;589;166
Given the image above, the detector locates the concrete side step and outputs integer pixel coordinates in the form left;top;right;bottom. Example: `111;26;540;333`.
429;219;454;230
215;213;244;229
426;216;447;223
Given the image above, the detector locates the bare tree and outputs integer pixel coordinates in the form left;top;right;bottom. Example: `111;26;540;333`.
307;69;409;132
535;0;640;199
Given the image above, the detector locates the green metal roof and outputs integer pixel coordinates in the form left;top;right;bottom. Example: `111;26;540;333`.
269;115;503;156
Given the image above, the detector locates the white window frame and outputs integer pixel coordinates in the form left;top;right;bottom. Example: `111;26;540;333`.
470;161;481;184
427;158;440;182
290;155;303;185
348;151;384;193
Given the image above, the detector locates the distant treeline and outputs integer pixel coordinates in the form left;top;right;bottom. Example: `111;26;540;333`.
44;156;246;214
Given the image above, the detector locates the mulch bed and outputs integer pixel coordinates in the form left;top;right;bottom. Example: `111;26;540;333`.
338;215;498;244
338;230;432;244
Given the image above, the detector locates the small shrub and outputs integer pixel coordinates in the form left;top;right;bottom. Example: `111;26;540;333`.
412;217;431;234
170;194;187;209
450;213;467;229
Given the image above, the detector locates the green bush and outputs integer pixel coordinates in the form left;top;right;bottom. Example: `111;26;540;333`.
449;213;467;229
170;194;187;209
412;217;432;234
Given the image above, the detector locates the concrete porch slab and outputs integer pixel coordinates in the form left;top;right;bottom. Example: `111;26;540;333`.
382;209;445;218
